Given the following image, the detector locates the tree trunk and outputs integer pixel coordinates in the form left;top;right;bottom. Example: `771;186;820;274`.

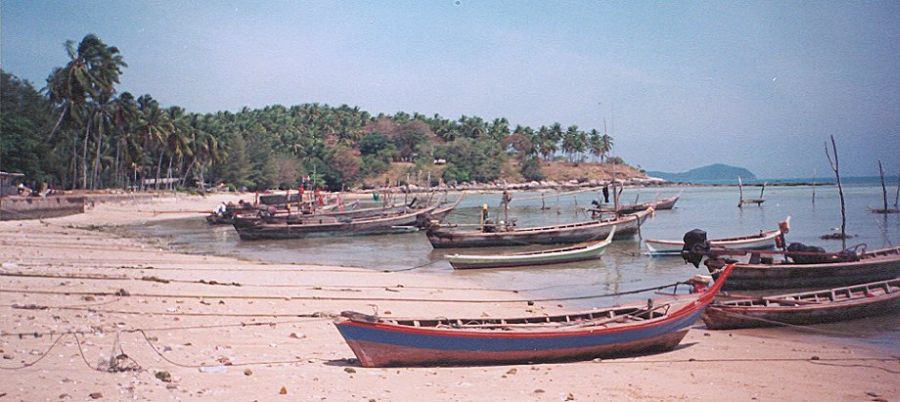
155;151;164;190
113;139;121;189
166;156;174;190
70;133;78;189
48;103;69;142
181;158;196;188
81;121;91;189
92;115;104;190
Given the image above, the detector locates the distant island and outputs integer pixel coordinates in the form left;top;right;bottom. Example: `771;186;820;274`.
646;163;757;183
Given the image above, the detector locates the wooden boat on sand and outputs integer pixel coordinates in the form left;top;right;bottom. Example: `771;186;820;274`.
705;245;900;290
702;278;900;329
447;227;615;269
427;209;651;249
645;218;788;256
335;263;734;367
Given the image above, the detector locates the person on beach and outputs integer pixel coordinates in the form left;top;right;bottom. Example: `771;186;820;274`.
215;202;227;216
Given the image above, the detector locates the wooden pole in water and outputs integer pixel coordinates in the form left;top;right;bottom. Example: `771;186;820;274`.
738;176;744;208
894;172;899;209
825;135;847;249
759;182;766;200
612;181;619;212
812;168;817;205
878;161;888;212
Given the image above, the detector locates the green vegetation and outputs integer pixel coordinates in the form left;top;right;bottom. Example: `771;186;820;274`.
1;34;617;191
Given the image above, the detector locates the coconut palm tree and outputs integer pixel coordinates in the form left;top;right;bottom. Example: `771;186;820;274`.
44;34;126;188
599;133;614;163
135;94;173;190
588;129;602;162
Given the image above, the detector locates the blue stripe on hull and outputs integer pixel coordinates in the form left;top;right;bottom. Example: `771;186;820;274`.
337;308;703;353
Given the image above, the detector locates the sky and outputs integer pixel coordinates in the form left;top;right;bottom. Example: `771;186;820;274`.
2;1;898;178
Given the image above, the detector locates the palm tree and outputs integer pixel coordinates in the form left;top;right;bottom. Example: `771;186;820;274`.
44;34;126;188
588;129;602;162
488;117;510;143
164;106;192;187
536;125;555;161
109;92;140;188
135;95;173;190
599;134;614;163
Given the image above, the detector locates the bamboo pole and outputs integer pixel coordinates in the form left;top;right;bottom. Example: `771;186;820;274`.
812;168;817;205
738;176;744;208
895;173;899;209
878;161;888;212
824;135;847;249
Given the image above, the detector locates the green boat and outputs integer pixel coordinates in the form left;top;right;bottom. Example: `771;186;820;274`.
446;226;616;270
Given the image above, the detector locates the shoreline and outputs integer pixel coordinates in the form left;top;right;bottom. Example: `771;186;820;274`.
0;193;896;401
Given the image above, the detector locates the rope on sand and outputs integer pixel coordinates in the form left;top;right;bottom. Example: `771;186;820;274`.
0;280;685;304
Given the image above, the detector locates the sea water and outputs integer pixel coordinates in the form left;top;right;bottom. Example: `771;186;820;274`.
130;183;899;351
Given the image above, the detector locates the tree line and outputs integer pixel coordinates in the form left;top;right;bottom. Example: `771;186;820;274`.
1;34;616;191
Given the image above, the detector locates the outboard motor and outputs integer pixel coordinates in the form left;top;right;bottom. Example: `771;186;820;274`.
681;229;710;268
414;212;433;229
786;242;829;264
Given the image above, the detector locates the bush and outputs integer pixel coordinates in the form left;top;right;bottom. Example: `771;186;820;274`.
520;157;544;181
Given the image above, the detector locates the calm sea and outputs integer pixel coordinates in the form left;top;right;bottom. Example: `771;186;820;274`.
129;183;899;352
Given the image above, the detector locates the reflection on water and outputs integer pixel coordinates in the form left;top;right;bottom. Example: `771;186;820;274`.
129;184;898;352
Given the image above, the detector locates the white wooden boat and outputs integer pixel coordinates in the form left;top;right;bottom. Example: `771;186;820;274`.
645;218;788;256
447;227;615;269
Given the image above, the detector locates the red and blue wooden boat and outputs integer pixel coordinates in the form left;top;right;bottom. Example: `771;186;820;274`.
334;264;734;367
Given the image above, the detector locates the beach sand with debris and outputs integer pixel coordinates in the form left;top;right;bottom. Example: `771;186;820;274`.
0;193;896;401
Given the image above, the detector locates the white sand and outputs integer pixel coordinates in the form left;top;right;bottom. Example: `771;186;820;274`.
0;193;895;401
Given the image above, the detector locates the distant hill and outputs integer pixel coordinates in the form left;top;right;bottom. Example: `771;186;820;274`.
646;164;757;183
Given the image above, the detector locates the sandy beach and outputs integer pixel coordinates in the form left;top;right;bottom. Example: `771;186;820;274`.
0;193;896;401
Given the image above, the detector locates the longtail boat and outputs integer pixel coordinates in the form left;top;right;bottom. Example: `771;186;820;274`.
645;218;789;256
705;245;900;290
592;194;680;215
233;204;437;240
702;278;900;329
334;264;734;367
427;209;651;249
447;226;615;269
423;194;464;224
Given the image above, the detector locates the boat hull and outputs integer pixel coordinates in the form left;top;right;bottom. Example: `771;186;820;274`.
335;309;700;367
703;279;900;329
334;264;733;367
338;327;690;367
234;206;435;240
645;229;780;256
447;230;614;270
706;247;900;290
448;247;607;269
703;295;900;330
428;210;649;249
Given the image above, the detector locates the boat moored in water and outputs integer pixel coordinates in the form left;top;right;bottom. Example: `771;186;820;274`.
702;277;900;329
446;226;615;269
427;208;651;249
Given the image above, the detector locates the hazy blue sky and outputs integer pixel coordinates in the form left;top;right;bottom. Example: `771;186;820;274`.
2;1;898;178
